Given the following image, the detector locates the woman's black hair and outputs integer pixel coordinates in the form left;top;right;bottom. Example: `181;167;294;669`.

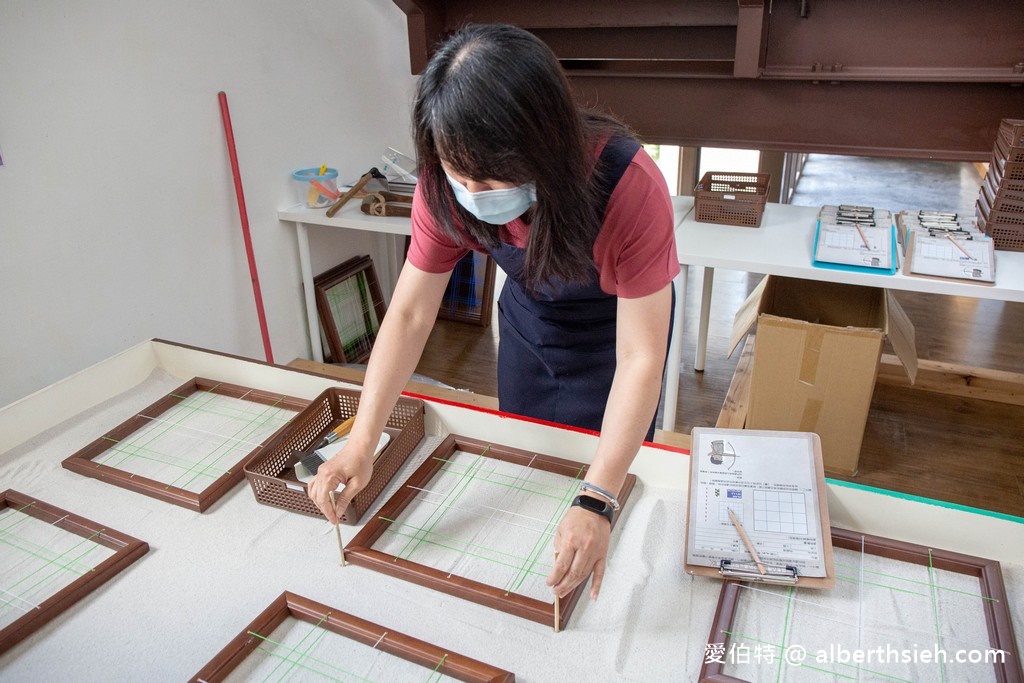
413;23;635;289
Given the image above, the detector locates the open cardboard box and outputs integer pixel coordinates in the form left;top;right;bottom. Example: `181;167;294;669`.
729;276;918;475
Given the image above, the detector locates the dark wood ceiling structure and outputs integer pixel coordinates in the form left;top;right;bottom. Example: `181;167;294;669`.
390;1;1023;161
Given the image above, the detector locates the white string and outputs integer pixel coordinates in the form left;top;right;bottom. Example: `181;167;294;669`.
406;485;559;531
134;413;268;449
734;571;989;652
857;534;865;682
444;454;535;579
0;586;41;612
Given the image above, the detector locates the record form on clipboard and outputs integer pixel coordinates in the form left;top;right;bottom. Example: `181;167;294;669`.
684;428;835;588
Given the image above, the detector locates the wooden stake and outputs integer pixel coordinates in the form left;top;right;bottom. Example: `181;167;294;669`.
553;550;561;633
329;490;345;566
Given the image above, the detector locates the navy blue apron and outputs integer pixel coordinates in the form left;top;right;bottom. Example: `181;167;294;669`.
489;136;673;440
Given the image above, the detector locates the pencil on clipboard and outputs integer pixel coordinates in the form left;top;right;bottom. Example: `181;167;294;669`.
727;507;766;575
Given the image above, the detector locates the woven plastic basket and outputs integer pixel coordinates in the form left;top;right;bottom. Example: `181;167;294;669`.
998;118;1024;149
976;196;1024;252
243;388;424;524
693;171;771;227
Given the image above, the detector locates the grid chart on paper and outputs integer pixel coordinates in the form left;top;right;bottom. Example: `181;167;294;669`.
753;490;808;536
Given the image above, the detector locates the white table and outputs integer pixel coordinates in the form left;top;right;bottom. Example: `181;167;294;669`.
279;202;412;362
280;197;699;378
663;202;1024;431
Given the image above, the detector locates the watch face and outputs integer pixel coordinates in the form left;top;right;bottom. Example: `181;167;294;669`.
573;495;614;524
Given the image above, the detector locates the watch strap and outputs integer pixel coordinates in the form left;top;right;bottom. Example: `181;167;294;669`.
571;494;614;525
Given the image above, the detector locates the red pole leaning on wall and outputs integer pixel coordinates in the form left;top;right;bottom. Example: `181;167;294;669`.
217;91;274;364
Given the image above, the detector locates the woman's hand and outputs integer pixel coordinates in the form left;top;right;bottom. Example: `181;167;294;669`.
546;506;612;600
307;444;373;524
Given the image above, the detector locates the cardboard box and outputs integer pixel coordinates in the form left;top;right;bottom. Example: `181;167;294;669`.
729;276;917;475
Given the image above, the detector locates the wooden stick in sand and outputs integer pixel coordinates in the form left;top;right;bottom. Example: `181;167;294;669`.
329;489;346;566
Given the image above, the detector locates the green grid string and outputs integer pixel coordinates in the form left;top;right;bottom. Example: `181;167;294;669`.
377;518;550;576
97;385;226;475
432;451;549;585
0;508;97;577
432;458;576;501
774;584;794;682
833;560;996;602
246;618;452;682
724;539;996;682
168;391;293;491
380;456;567;578
0;516;108;616
720;629;914;682
426;653;449;683
505;462;583;596
392;453;489;562
95;388;294;492
928;550;947;683
256;611;332;682
384;450;583;596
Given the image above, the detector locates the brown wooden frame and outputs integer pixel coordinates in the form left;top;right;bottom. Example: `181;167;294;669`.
345;434;637;630
700;526;1022;682
191;591;514;682
0;489;149;656
62;377;307;512
314;255;388;363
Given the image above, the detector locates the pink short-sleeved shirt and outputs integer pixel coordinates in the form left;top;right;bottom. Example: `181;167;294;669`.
407;145;679;299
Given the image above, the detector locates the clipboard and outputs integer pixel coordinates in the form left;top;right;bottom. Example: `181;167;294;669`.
903;231;996;284
811;220;899;276
684;428;835;588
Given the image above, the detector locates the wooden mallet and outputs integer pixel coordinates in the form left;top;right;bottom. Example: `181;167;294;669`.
326;167;387;217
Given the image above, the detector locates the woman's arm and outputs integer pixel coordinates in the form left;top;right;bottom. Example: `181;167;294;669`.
307;262;453;523
547;281;673;599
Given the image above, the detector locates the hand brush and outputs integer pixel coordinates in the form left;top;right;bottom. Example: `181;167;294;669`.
293;416;355;480
294;430;392;483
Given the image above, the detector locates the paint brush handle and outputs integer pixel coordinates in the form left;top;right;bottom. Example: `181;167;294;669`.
318;415;356;448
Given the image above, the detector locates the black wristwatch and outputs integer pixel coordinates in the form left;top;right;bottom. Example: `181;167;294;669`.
571;494;614;525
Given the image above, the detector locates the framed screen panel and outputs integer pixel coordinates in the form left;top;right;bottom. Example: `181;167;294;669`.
191;591;515;682
63;378;306;512
345;434;637;630
700;527;1022;682
0;489;149;656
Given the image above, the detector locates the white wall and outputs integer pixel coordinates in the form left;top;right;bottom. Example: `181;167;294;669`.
0;0;415;406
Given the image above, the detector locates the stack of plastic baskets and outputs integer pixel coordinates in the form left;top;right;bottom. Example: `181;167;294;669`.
977;119;1024;251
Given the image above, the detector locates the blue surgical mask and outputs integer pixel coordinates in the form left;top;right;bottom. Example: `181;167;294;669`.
445;173;537;225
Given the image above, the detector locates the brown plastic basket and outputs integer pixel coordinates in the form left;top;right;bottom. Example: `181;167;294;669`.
243;388;424;524
994;132;1024;165
998;118;1024;148
984;165;1024;201
981;174;1024;214
976;198;1024;252
693;171;771;227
